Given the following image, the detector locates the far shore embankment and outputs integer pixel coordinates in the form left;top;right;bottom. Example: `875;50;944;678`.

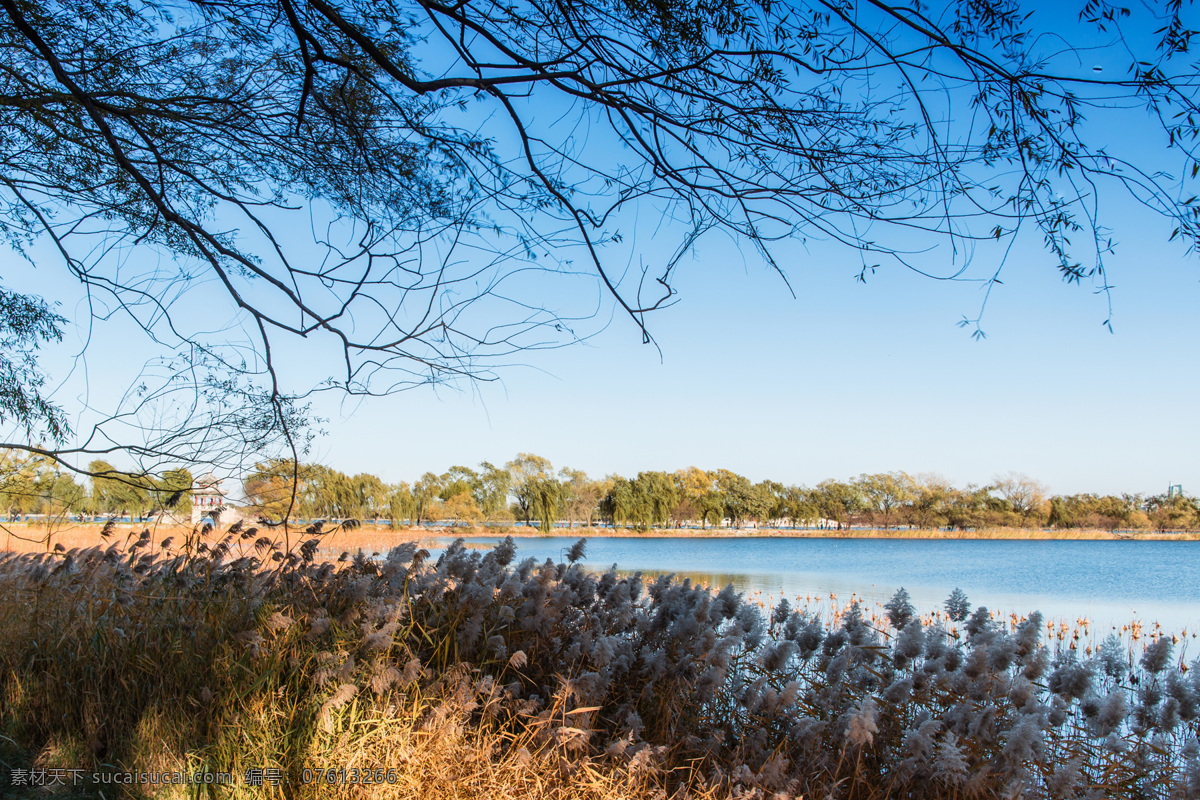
465;526;1200;541
3;520;1199;556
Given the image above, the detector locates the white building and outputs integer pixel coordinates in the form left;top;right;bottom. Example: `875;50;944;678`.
191;473;243;526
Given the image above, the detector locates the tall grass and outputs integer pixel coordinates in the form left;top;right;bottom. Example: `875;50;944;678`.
0;528;1198;798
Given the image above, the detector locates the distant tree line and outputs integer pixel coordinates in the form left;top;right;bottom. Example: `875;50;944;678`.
238;459;1199;533
2;449;1195;532
0;451;192;520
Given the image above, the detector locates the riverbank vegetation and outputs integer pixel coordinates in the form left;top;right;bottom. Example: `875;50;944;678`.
4;521;1200;562
0;452;195;523
1;531;1197;799
6;452;1195;535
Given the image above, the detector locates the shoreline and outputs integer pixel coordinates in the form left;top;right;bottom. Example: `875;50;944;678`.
466;526;1200;541
3;520;1199;555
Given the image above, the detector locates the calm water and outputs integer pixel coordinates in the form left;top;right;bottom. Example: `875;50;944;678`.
424;536;1200;637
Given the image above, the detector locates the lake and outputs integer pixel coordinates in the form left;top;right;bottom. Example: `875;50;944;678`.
425;536;1200;640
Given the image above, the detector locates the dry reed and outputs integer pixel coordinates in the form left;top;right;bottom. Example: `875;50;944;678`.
0;525;1196;799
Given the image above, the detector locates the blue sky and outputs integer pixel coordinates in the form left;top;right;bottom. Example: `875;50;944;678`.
296;0;1200;497
6;0;1200;498
13;132;1198;498
301;192;1200;497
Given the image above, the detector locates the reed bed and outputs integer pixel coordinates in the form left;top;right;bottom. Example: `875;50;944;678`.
714;586;1196;662
6;521;1199;557
0;521;431;555
0;525;1198;799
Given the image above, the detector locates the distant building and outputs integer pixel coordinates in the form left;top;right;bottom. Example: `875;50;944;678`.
191;473;243;527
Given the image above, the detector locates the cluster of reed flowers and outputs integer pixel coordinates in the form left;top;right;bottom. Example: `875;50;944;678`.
0;528;1198;799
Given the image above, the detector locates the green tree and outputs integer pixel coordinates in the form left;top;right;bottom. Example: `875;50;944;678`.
1048;496;1077;529
0;451;86;545
759;481;790;528
625;471;677;530
857;472;916;530
506;454;554;527
528;476;564;533
413;473;445;526
244;459;308;522
675;467;722;529
443;493;483;527
945;484;996;531
350;472;389;523
784;485;820;529
88;459;154;519
714;469;754;529
0;289;69;445
992;472;1049;527
698;490;726;530
47;472;85;519
386;483;416;530
906;474;954;530
300;465;352;519
440;466;479;503
744;484;772;527
475;462;512;521
158;468;194;518
600;477;635;530
1145;493;1199;532
0;450;41;518
814;480;864;531
560;468;604;528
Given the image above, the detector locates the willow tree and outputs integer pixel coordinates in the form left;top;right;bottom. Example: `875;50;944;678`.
243;459;310;521
507;454;554;527
386;483;417;529
3;0;1200;477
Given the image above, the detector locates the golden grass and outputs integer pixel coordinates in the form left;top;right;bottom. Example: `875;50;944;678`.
1;530;1196;800
0;535;713;800
8;684;689;800
4;520;1196;558
0;520;430;557
283;700;709;800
